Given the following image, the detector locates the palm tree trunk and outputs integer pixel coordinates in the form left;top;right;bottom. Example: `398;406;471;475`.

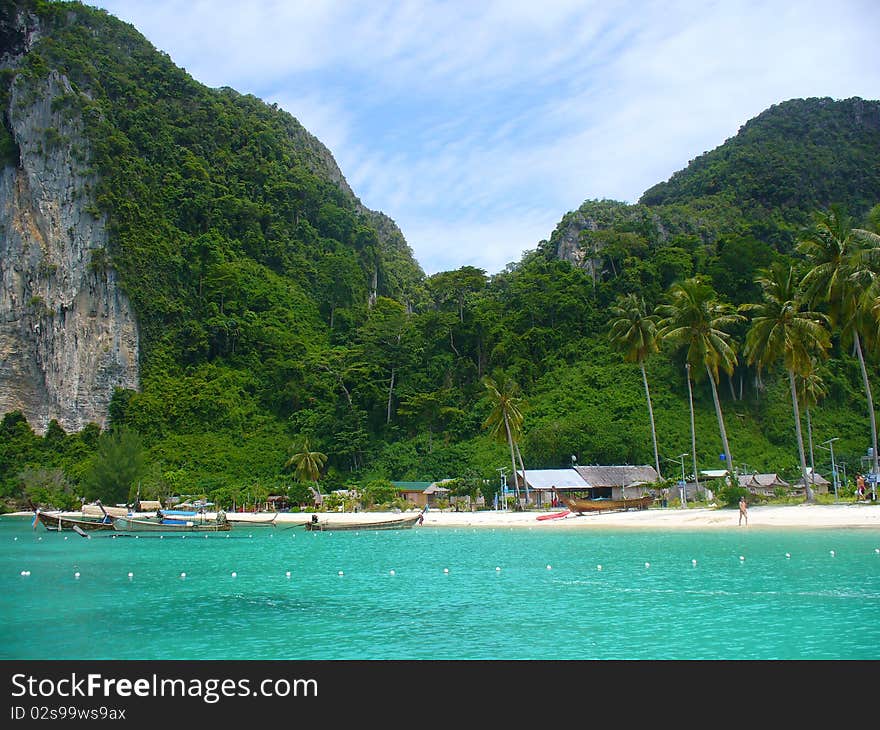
503;412;520;503
789;370;815;502
706;364;734;488
854;332;879;490
514;441;529;504
685;363;698;505
641;363;662;479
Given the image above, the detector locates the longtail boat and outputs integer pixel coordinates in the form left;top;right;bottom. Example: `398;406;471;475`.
558;494;655;514
225;513;278;527
33;510;116;532
304;513;422;532
112;513;232;533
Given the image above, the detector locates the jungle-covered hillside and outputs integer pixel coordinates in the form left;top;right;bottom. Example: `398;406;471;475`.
1;1;879;510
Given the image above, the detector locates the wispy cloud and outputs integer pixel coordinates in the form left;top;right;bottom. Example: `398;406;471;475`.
95;1;880;274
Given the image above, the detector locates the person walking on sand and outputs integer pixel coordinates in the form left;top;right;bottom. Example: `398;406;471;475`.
738;496;748;527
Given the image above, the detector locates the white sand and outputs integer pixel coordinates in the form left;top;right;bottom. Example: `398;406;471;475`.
251;503;880;530
10;503;880;530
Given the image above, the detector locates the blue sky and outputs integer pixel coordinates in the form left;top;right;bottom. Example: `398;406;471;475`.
92;1;880;276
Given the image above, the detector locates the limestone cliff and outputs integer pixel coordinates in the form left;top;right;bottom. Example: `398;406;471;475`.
0;60;139;435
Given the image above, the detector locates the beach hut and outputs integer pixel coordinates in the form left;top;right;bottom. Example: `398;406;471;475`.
574;465;661;500
790;469;831;496
737;473;790;498
516;468;589;507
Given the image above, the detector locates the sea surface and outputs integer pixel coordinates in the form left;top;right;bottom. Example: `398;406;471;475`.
1;515;878;660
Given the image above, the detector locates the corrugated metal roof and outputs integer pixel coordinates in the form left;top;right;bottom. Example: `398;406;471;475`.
574;465;660;487
518;469;588;489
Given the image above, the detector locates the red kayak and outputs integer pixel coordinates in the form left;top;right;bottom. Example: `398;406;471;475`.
536;509;571;521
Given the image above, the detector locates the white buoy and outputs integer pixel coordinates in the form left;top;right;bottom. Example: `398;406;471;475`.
785;553;791;558
443;568;449;574
37;537;42;541
285;571;291;578
830;550;835;556
128;572;133;579
389;569;395;575
20;570;27;576
180;572;186;578
231;572;237;578
692;559;697;566
64;536;68;541
645;562;650;568
13;537;17;541
74;572;79;579
546;564;552;570
597;565;602;571
338;570;344;576
875;548;879;554
495;567;501;572
739;555;745;561
159;536;163;540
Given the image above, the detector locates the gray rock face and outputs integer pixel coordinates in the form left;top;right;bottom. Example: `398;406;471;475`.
0;69;139;435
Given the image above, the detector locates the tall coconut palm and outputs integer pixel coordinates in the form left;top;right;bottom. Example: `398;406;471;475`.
656;277;743;488
608;293;663;478
798;206;880;480
482;375;526;504
740;263;831;502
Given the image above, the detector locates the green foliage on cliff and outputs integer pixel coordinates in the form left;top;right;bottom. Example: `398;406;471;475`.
1;1;879;509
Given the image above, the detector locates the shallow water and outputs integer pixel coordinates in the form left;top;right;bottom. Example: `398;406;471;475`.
1;516;878;660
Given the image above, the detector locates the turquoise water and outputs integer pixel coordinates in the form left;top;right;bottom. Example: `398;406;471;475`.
1;516;879;660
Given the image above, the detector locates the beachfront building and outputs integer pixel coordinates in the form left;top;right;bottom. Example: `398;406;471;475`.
393;480;451;508
574;465;661;500
515;465;661;506
515;468;589;507
737;473;791;498
791;469;831;496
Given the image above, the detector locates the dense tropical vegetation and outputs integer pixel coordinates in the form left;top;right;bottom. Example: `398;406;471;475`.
1;1;880;511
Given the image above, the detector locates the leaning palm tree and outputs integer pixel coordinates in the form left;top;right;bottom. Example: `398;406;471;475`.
656;277;744;488
740;262;831;502
798;206;880;479
482;375;526;504
608;293;663;478
285;439;328;499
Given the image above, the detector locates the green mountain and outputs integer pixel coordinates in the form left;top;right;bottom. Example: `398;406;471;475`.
2;0;879;511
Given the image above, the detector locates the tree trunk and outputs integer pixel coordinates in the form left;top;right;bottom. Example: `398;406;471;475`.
386;367;396;424
854;332;879;493
806;407;816;485
503;412;520;503
685;363;698;505
514;441;529;503
706;364;734;488
789;370;815;502
641;363;662;479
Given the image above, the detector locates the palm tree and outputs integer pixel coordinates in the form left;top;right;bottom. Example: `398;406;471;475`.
740;263;831;502
656;277;743;489
798;206;880;480
285;439;328;504
608;293;663;478
482;376;526;504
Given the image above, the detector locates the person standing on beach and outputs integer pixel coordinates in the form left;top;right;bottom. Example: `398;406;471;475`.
739;497;748;526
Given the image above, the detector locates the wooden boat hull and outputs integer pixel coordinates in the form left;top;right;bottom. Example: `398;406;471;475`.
112;517;232;533
225;514;278;527
305;514;421;531
35;511;115;532
559;495;654;514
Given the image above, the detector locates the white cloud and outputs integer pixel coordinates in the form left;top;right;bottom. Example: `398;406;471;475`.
92;1;880;275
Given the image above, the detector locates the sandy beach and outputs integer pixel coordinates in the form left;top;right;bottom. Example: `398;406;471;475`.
10;502;880;530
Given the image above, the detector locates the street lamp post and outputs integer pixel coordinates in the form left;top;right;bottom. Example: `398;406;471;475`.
665;454;689;509
820;438;840;503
